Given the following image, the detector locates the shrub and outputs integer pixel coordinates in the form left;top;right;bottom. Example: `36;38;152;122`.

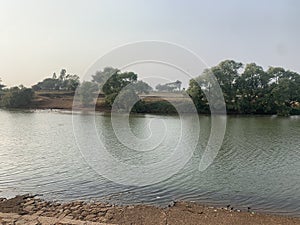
1;87;34;108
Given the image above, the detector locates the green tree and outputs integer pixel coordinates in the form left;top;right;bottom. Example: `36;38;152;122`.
187;60;300;116
211;60;243;111
155;80;182;92
1;86;34;108
92;67;119;87
155;83;173;92
63;74;80;91
59;69;67;81
102;71;138;106
133;80;153;94
32;69;80;91
78;81;99;106
102;71;137;95
32;78;59;91
267;67;286;84
287;71;300;103
187;78;208;113
236;63;270;113
270;78;293;116
112;88;140;112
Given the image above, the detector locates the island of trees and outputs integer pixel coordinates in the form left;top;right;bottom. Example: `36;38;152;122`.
0;60;300;116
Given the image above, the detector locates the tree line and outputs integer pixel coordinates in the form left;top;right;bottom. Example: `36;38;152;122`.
187;60;300;116
0;78;34;108
32;69;80;91
0;69;79;108
1;61;300;116
79;62;300;115
79;67;152;109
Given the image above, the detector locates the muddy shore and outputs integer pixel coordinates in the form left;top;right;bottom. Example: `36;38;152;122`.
0;195;299;225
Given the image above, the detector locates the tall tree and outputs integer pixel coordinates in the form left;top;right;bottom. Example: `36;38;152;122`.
187;78;208;113
78;81;99;106
1;86;34;108
133;80;153;94
187;60;300;115
102;71;137;95
211;60;243;111
92;67;119;87
236;63;270;113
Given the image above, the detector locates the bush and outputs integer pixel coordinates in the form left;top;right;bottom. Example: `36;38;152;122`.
134;101;177;114
290;107;300;115
1;87;34;108
111;89;139;112
78;81;99;106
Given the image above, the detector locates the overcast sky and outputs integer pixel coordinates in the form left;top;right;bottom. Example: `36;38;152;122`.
0;0;299;87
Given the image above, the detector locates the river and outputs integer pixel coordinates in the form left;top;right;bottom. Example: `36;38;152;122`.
0;110;299;216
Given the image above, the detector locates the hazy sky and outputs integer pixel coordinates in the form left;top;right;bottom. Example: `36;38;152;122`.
0;0;299;87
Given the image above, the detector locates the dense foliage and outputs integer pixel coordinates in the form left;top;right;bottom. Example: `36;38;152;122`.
1;61;299;115
77;81;99;106
156;80;182;92
32;69;80;91
187;60;300;116
133;80;153;94
1;86;34;108
91;67;152;109
133;101;177;114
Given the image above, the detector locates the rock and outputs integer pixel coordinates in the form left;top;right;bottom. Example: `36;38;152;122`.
19;211;29;215
71;204;81;210
57;209;63;213
64;215;74;220
98;211;106;217
26;220;40;225
79;215;85;220
0;198;7;202
24;205;34;212
24;200;35;206
57;212;68;219
100;217;109;223
15;219;27;225
99;208;108;212
83;205;90;211
81;211;88;217
91;209;98;214
105;211;114;220
33;210;43;216
64;209;71;214
85;214;96;221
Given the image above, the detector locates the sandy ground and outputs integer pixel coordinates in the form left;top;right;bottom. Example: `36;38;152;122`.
30;91;189;111
0;195;300;225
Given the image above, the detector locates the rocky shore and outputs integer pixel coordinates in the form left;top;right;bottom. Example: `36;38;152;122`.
0;195;300;225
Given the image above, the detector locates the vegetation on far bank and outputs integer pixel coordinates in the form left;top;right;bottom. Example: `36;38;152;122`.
188;60;300;116
1;60;300;116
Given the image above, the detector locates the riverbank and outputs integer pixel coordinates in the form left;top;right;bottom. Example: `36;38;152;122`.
0;195;299;225
17;90;298;115
30;91;186;113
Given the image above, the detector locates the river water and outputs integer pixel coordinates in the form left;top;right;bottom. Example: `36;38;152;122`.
0;110;299;216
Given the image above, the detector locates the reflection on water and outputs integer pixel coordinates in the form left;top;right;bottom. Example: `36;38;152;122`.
0;110;299;216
